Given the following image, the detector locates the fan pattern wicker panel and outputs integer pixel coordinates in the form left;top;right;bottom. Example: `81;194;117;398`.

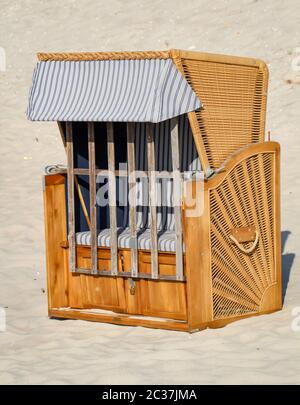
209;152;275;319
181;58;266;169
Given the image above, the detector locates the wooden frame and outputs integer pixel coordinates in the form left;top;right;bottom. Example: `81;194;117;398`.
146;123;159;279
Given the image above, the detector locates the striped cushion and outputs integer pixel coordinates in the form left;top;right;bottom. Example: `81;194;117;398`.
76;228;180;253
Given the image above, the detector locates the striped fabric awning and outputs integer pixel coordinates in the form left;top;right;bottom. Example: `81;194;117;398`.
27;59;201;122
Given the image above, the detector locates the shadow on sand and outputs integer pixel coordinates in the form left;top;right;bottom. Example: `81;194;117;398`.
281;230;295;303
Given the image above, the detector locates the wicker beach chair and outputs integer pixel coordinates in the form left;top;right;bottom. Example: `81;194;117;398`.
27;49;281;332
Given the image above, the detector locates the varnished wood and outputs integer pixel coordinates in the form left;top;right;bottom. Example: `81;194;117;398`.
76;245;186;280
74;168;182;179
139;279;187;320
43;174;69;309
49;308;190;332
184;179;213;329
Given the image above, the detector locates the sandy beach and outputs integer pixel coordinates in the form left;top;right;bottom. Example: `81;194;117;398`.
0;0;300;384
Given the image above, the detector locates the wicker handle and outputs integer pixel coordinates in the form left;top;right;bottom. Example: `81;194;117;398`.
229;230;259;254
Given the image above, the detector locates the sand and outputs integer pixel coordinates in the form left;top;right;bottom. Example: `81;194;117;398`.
0;0;300;384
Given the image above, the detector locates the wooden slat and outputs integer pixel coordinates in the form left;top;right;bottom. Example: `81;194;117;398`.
170;118;184;280
127;123;138;277
88;123;97;274
75;268;185;281
74;168;178;179
107;123;118;275
184;179;214;330
66;122;76;272
49;308;189;332
146;123;159;279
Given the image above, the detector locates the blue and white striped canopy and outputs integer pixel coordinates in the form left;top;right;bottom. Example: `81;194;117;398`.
27;58;201;123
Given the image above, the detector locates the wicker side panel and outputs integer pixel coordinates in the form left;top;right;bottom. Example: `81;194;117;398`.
180;57;267;169
209;152;276;320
